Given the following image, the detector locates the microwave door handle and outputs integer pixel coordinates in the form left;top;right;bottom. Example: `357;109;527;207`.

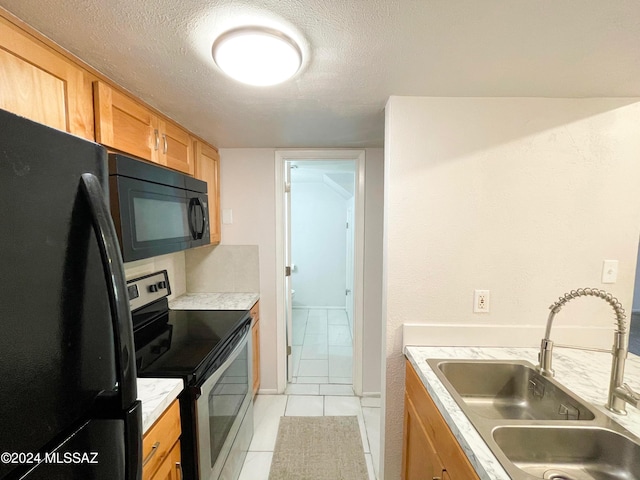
79;173;137;410
194;197;205;238
188;198;197;240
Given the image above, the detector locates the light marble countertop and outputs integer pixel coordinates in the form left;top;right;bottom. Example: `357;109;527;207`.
137;378;183;433
169;292;259;311
404;346;640;480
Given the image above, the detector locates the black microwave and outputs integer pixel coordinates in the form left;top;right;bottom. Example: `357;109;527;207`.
108;153;210;262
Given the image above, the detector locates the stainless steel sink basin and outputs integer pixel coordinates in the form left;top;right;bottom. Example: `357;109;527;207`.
492;425;640;479
429;360;595;421
424;358;640;479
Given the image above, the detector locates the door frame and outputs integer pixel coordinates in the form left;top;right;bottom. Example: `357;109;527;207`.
274;149;366;395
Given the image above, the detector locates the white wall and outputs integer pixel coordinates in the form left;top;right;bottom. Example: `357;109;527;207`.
219;148;384;394
382;97;640;480
291;179;348;308
216;148;278;390
363;149;384;395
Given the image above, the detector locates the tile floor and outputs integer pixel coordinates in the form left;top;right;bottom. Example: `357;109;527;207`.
238;389;381;480
291;308;353;384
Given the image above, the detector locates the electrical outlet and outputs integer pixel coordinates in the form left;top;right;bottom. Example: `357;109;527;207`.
474;289;490;313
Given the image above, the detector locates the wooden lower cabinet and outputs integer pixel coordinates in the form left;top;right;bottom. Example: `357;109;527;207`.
143;400;182;480
403;360;479;480
149;441;182;480
250;301;260;396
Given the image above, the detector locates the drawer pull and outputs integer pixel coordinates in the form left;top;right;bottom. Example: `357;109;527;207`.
142;441;161;467
176;462;184;480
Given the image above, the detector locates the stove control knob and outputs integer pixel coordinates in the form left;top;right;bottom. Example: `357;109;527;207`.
149;284;158;293
157;281;167;289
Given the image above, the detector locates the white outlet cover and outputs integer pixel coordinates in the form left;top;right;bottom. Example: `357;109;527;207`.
473;289;490;313
602;259;618;284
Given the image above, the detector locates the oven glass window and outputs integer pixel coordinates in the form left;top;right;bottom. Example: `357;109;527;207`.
208;343;249;468
133;195;190;242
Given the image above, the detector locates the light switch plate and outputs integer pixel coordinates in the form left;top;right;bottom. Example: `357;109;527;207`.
222;209;233;224
602;259;618;284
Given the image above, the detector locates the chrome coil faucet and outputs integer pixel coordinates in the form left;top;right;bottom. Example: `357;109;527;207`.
537;288;640;415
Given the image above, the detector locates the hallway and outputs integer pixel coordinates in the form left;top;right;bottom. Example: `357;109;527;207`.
290;308;353;385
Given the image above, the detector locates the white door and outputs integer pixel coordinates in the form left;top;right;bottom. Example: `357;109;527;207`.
345;207;354;331
284;162;294;383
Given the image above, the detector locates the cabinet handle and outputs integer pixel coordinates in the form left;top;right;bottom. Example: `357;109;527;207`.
142;441;160;467
154;129;160;151
162;134;168;154
176;461;184;480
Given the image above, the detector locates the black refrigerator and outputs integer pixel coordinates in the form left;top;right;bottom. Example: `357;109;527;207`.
0;109;142;480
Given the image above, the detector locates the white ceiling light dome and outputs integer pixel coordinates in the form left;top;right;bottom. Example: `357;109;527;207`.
212;26;302;86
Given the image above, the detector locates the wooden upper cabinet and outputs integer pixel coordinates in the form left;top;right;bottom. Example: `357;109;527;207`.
94;80;193;174
93;81;156;162
160;118;193;175
194;139;221;244
0;16;94;139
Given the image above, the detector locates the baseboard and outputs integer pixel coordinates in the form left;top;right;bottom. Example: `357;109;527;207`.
256;388;279;395
361;392;381;398
403;323;614;350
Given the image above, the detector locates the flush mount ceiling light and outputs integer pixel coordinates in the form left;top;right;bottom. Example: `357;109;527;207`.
212;26;302;86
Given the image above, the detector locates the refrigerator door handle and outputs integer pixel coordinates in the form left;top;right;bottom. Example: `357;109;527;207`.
79;173;137;410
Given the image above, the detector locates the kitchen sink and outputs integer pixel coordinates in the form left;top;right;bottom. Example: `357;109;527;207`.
425;358;640;479
430;360;595;421
493;425;640;479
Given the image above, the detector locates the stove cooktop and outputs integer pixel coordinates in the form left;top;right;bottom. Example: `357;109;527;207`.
134;308;251;385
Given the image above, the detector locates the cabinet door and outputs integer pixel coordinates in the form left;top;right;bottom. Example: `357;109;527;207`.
159;119;193;174
93;80;157;162
0;16;94;139
194;140;221;244
402;393;443;480
149;441;182;480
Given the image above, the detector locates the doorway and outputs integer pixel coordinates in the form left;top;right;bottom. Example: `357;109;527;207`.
275;150;366;395
289;160;356;385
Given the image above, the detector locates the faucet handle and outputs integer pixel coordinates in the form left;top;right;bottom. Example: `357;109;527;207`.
621;383;640;401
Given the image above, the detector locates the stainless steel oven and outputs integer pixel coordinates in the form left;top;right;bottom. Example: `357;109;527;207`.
130;271;254;480
196;330;253;480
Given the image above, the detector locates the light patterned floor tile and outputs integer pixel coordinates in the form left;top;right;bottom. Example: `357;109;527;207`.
319;384;354;396
285;395;324;416
249;395;287;451
296;376;329;384
285;383;320;395
328;309;349;325
239;452;273;480
297;359;329;377
328;324;352;346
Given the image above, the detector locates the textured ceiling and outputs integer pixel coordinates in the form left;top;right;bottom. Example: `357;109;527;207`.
2;0;640;148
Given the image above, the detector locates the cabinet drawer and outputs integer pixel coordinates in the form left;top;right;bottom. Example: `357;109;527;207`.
142;400;181;480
